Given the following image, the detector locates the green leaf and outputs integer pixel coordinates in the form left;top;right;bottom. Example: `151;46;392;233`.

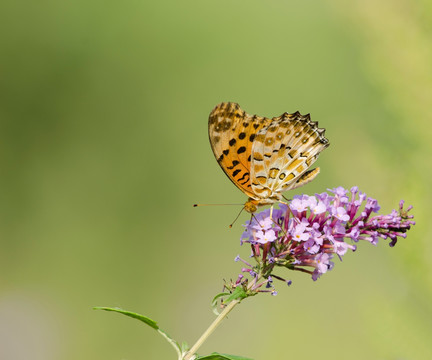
93;307;159;330
197;352;254;360
94;306;182;357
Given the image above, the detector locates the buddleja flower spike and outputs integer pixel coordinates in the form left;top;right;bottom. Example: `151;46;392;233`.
231;186;414;291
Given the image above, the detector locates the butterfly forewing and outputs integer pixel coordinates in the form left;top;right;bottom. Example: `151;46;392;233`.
208;102;272;198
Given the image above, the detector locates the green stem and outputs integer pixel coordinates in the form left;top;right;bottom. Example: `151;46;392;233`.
183;299;241;360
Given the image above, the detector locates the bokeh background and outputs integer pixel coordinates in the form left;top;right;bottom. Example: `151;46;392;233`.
1;0;431;359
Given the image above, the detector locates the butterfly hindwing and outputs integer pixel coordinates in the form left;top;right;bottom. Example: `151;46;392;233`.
289;167;321;190
276;113;329;192
250;111;329;197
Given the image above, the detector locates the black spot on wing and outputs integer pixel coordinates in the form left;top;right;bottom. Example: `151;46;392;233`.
227;160;240;170
240;178;250;186
232;169;241;177
237;146;246;154
238;172;249;184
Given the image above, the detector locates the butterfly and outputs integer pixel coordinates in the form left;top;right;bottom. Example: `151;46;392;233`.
208;102;329;213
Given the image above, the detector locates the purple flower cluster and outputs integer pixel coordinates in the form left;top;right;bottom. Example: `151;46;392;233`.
236;186;415;288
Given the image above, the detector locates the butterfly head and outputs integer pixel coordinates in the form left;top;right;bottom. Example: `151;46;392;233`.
244;198;259;213
244;195;282;213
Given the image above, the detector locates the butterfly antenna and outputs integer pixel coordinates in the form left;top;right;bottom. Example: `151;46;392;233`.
229;206;246;228
193;203;243;207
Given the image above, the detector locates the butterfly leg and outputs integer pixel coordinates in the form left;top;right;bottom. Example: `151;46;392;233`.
282;195;291;202
251;212;268;230
269;205;273;219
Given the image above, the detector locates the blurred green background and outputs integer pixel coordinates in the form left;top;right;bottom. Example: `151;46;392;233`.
0;0;431;359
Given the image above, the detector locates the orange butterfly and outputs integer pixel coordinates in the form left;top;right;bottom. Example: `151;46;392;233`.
208;102;329;213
